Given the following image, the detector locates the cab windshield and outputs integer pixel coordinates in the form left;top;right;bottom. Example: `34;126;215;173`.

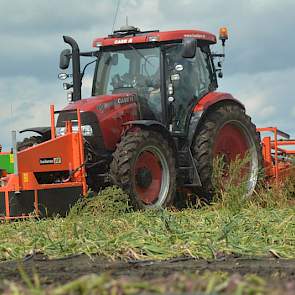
92;46;160;96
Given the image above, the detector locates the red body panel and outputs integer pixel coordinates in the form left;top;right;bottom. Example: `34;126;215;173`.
63;93;138;150
93;30;217;48
194;92;244;112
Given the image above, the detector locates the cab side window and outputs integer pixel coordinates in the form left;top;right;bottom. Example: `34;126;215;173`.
165;44;212;133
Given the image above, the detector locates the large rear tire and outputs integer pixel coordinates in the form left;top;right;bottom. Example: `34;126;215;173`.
110;129;176;209
193;103;263;201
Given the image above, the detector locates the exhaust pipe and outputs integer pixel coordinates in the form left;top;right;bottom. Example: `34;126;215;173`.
63;36;81;101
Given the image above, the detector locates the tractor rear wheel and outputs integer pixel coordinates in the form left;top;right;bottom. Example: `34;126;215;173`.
110;129;176;209
193;103;263;201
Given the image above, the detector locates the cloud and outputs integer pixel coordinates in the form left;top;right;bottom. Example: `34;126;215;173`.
157;0;295;75
0;0;118;80
0;76;65;150
219;66;295;135
0;0;114;35
2;0;295;79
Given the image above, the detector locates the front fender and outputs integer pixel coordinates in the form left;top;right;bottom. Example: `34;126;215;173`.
123;120;176;152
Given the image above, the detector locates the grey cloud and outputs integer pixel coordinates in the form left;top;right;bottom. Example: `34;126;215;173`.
157;0;295;75
2;0;295;81
0;76;66;150
0;0;114;35
0;0;119;80
219;67;295;136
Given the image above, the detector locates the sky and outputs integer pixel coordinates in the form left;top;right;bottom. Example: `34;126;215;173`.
0;0;295;149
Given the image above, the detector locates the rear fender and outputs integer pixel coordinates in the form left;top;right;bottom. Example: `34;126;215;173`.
188;92;245;145
193;92;244;112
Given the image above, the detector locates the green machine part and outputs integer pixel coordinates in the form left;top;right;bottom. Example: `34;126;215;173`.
0;153;14;174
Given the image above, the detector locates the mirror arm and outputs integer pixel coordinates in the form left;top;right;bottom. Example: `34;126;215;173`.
80;51;99;57
80;59;97;80
63;36;81;101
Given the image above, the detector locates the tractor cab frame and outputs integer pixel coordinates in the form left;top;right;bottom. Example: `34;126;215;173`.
61;27;220;136
91;39;218;136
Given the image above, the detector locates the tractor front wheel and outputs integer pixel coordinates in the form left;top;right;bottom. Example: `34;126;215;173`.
110;130;176;209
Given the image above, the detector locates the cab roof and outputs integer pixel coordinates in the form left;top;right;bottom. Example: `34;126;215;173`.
92;29;217;48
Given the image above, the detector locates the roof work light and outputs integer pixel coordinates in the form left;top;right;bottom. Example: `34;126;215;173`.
219;27;228;46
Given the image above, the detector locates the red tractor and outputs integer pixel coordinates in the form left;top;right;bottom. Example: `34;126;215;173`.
19;26;262;209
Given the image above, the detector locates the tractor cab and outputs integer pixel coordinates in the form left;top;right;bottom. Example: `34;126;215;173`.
59;26;224;136
92;37;216;134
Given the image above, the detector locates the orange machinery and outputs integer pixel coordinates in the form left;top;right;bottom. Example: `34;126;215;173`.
258;127;295;181
0;106;87;220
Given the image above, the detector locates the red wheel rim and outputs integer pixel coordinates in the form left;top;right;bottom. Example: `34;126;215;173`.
214;123;249;160
134;150;163;204
213;123;250;183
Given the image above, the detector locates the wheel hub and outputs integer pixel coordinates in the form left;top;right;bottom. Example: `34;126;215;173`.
135;167;153;189
134;148;169;205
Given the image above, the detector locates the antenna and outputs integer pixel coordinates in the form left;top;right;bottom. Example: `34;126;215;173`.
111;0;121;33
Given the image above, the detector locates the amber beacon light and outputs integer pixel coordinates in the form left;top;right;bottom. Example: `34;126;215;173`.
219;27;229;46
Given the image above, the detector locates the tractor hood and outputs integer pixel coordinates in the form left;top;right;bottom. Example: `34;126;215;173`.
63;93;137;114
58;93;138;151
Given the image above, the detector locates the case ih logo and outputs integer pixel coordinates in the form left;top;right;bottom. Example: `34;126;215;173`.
97;95;135;111
117;96;135;104
114;38;133;44
39;157;62;165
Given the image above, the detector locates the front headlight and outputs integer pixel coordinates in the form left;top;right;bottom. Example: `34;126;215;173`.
80;125;93;136
56;125;93;137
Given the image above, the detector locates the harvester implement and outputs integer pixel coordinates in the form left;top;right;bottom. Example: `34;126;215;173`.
0;106;87;220
258;127;295;181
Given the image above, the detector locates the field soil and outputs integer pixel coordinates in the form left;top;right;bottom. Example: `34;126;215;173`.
0;254;294;290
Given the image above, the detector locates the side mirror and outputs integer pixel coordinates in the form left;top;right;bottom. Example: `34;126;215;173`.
59;49;71;70
182;38;197;58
